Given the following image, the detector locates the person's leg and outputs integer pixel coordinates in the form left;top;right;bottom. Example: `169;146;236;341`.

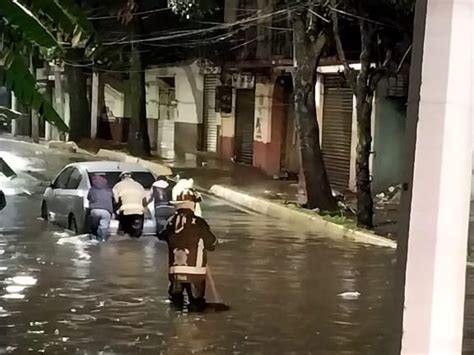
121;214;133;236
132;214;144;238
188;279;206;312
128;214;144;238
89;210;101;240
117;212;125;235
168;277;185;309
97;210;111;241
155;206;174;234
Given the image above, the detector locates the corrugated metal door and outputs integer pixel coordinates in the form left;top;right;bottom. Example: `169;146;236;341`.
234;89;255;165
322;75;353;190
203;75;219;152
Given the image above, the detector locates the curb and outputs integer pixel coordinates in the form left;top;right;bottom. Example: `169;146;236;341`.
0;137;95;157
209;184;397;249
47;141;79;153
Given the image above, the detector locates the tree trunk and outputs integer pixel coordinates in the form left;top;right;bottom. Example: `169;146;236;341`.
65;48;90;142
30;54;39;143
293;19;337;212
54;62;64;141
128;42;151;157
354;20;374;229
355;90;374;228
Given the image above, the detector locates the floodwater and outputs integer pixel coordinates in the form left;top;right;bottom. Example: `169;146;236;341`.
1;138;471;354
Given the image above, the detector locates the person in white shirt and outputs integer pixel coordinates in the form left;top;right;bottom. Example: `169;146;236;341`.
113;171;148;238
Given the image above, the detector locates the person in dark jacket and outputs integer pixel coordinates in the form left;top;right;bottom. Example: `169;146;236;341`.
149;175;175;234
87;175;114;241
158;189;218;312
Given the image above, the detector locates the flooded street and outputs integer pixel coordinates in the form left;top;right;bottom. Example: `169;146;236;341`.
4;138;470;354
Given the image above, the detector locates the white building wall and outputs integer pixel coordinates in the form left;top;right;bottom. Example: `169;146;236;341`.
146;62;203;125
104;84;125;118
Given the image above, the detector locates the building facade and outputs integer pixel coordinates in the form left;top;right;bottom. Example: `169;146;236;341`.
208;0;409;193
7;0;408;195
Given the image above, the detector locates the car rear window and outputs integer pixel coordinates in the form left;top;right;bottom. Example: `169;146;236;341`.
88;171;155;189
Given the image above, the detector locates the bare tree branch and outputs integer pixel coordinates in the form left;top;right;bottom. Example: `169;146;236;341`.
369;42;412;91
311;31;327;59
396;43;412;74
292;10;309;66
307;7;330;23
330;0;356;90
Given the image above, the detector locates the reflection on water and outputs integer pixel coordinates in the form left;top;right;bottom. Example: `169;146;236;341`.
3;139;474;353
0;194;400;353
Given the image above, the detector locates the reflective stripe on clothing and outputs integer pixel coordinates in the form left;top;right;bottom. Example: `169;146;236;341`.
169;266;207;275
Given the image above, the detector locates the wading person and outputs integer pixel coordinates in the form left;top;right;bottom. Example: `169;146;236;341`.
113;171;148;238
158;189;217;312
87;175;113;241
149;175;175;234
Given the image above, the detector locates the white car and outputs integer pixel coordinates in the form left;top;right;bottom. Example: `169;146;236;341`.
41;161;157;236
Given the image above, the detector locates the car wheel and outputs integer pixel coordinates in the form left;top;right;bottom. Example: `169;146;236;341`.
41;201;49;221
68;215;78;234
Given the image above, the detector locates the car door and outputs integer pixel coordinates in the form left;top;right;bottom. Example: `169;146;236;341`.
55;167;84;229
49;167;74;226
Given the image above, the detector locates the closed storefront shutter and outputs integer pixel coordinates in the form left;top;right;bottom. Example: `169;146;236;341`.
322;75;353;191
234;89;255;165
203;75;219;152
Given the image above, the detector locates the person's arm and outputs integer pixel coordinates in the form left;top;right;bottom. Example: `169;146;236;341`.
157;218;173;241
112;185;120;204
194;190;202;203
199;218;218;251
112;186;121;212
142;188;150;207
87;188;95;203
146;189;154;205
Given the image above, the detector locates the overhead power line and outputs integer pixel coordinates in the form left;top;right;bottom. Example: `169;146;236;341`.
88;6;171;20
102;3;304;46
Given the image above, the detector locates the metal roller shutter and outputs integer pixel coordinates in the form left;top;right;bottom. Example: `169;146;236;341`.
234;89;255;165
203;75;219;152
322;75;353;190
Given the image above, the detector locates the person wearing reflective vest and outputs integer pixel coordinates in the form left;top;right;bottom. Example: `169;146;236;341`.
149;175;175;234
158;189;217;311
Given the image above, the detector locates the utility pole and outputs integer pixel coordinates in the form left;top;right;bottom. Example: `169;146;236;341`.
10;92;18;136
396;0;473;353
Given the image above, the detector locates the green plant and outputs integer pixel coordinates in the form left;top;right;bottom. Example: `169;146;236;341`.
0;0;93;132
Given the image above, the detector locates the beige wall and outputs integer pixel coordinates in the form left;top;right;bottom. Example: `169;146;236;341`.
146;62;203;124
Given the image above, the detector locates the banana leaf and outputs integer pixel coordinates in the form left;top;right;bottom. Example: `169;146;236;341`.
0;106;22;121
0;51;68;132
29;0;94;47
0;0;59;50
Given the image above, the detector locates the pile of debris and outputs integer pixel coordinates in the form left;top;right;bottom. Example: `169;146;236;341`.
376;185;402;205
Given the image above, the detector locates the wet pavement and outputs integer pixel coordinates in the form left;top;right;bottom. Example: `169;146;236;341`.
0;138;472;354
